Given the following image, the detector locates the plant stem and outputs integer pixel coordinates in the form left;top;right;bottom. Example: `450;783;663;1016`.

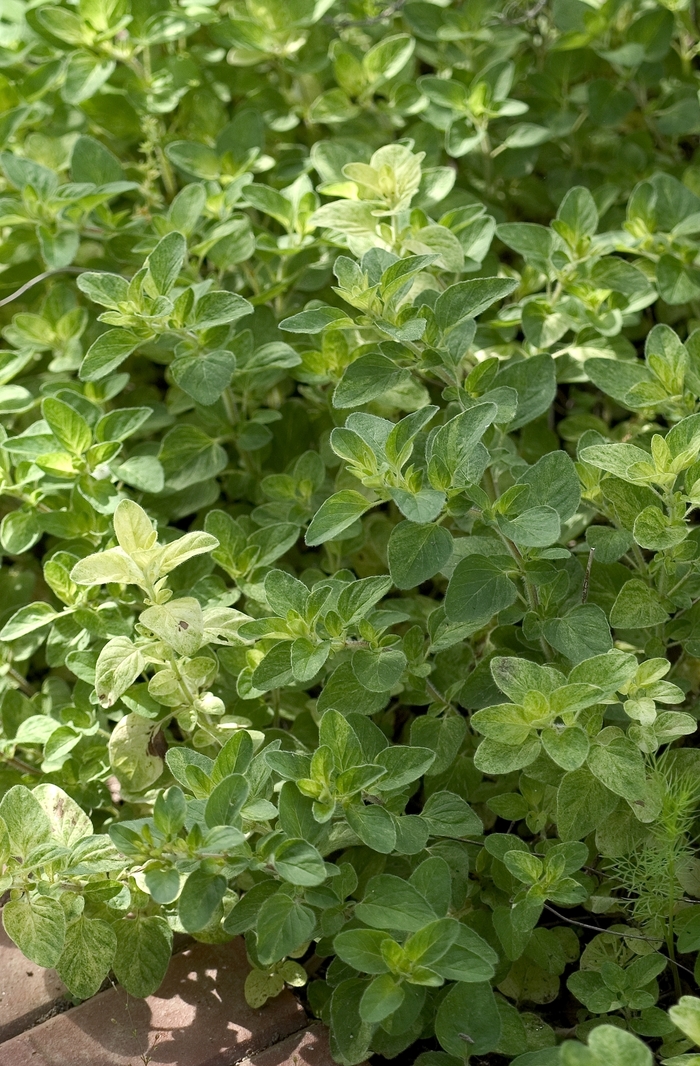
0;751;41;776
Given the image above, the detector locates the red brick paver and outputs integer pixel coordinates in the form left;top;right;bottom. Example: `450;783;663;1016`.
243;1025;336;1066
0;938;307;1066
0;925;67;1042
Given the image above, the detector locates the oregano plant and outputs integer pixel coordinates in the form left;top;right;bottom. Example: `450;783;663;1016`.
2;0;700;1062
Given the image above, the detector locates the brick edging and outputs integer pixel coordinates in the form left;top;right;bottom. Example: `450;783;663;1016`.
240;1025;338;1066
0;925;67;1042
0;936;315;1066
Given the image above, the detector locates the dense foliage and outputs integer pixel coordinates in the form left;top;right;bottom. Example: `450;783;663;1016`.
4;0;700;1062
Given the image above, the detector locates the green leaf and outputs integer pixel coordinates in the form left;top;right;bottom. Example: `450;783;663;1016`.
166;141;221;179
657;254;700;304
40;227;79;269
169;182;206;233
633;506;687;551
153;787;188;838
70;547;144;587
265;568;309;615
355;874;437;931
497;506;561;548
421;790;483;837
334;928;392;973
373;745;435;790
666;411;700;458
244;967;285;1009
108;714;164;792
319;708;364;769
585;357;653;410
496;355;556;430
276;781;318;840
557;768;620;840
0;784;52;857
56;916;117;1000
80;329;140;381
280;306;350;333
470;703;534;745
333;353;410;408
406;923;461;977
435;277;517;331
171;350;235;405
580;443;652;483
291;637;330;682
329;979;375;1065
42;397;92;455
141;597;203;656
445;554;517;626
0;602;58;640
112;916;173;997
501;123;551;149
568;650;637;695
78;271;129;310
192;291;252;329
352;647;406;692
245;184;294;226
0;510;41;554
408;856;451;916
475;736;541;774
360;974;405;1023
318;663;390;717
223;881;279;936
256;891;316;965
71;134;123;183
496;222;554;269
418;75;470;110
491;656;562;701
346;803;397;853
555;186;598;240
516;450;581;522
148;231;187;295
587;735;646;803
158;530;219;574
578;1025;653;1066
115;500;155;556
411;716;467;777
585;525;634;564
96;406;152;442
179;868;227;932
363;33;415;84
33;783;92;846
543;605;612;663
95;637;144;708
435;981;502;1057
427;403;497;489
159;425;227;489
610;580;669;629
431;923;498;983
273;838;327;886
204;773;248;827
251;641;294;692
669;997;700;1046
306;490;373;545
541;726;590;771
3;896;66;968
389;486;446;524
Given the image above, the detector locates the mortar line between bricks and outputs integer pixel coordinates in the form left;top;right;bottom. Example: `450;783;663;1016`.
228;1014;313;1066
